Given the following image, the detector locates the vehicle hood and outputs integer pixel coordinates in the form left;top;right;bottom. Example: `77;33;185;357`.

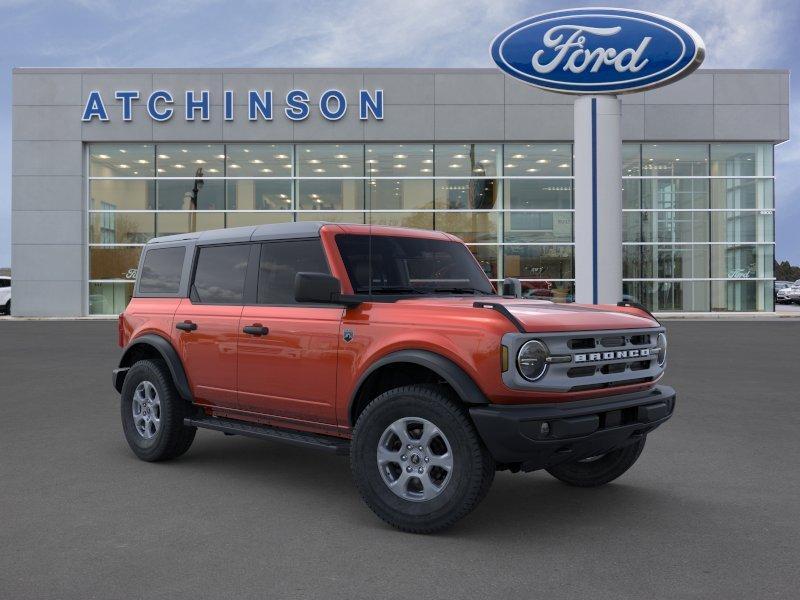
394;296;659;332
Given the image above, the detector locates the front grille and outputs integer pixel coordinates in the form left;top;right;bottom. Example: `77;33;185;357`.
502;327;665;393
570;377;655;392
568;366;596;378
568;338;595;350
599;336;625;347
600;363;627;375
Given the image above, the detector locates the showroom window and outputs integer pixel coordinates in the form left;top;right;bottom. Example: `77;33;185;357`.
156;144;225;211
88;142;578;313
366;144;433;212
87;141;774;314
623;142;775;312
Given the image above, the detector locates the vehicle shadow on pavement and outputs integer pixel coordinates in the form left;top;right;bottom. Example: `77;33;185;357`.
149;430;684;539
459;473;679;538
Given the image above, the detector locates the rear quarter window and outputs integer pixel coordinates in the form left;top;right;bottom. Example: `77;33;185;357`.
138;246;186;294
192;244;251;304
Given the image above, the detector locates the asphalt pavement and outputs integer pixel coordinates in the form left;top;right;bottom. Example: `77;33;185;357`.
1;320;798;599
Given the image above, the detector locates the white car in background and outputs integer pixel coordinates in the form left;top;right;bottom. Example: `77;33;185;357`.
0;276;10;314
779;280;800;304
775;281;791;304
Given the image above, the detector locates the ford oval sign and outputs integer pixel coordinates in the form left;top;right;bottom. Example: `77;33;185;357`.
491;8;705;94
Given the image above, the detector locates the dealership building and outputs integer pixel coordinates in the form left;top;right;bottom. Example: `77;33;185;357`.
10;67;789;316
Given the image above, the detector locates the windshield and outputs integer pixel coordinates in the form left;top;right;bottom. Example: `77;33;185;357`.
335;234;495;296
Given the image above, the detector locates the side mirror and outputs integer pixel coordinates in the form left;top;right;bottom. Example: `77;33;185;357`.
502;277;523;298
295;272;341;304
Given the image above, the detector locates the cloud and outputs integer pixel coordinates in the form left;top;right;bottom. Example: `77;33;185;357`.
656;0;788;68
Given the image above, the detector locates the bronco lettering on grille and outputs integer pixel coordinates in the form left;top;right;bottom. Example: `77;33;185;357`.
574;348;651;363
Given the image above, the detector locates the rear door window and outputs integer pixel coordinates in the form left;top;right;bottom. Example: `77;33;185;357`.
192;244;251;304
257;239;329;305
139;247;185;294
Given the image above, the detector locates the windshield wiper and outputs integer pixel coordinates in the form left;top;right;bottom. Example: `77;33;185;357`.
358;286;427;295
355;286;494;296
431;287;494;295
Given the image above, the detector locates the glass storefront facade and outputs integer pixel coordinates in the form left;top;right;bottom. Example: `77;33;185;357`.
87;141;774;314
622;142;774;312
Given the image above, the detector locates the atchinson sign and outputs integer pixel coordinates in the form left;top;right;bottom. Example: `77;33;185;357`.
491;7;704;94
81;89;384;122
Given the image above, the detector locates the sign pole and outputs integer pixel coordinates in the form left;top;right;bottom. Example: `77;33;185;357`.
492;8;705;306
573;95;623;305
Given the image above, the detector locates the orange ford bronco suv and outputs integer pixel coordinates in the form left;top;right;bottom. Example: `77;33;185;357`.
114;222;674;533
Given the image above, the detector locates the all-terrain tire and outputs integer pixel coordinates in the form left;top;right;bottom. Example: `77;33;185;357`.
545;437;647;487
120;359;196;462
350;384;494;534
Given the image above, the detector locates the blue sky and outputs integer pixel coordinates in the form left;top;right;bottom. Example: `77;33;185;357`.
1;0;798;268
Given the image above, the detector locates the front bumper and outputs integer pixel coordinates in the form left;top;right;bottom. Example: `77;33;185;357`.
469;385;675;472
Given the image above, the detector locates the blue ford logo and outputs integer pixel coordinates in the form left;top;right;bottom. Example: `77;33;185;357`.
491;8;704;94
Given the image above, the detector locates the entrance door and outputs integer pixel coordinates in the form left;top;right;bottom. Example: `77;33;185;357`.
237;239;342;428
173;243;253;408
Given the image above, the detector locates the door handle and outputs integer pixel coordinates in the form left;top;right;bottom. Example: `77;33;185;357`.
175;320;198;332
242;324;269;336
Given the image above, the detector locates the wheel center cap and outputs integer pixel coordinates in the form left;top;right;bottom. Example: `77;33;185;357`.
410;454;421;465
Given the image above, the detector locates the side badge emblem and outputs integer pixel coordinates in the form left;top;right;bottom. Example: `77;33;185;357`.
343;329;354;343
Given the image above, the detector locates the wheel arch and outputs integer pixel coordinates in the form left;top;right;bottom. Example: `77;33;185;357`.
348;349;489;427
115;334;193;401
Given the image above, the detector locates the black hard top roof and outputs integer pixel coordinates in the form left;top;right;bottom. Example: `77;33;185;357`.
147;221;328;246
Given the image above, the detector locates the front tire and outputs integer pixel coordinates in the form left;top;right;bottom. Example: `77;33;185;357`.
545;437;646;487
350;385;494;534
120;359;196;462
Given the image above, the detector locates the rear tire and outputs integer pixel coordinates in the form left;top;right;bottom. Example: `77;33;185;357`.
120;359;196;462
350;385;494;534
545;437;646;487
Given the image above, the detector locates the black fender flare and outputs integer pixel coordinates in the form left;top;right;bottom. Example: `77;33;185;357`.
114;333;193;401
349;349;489;424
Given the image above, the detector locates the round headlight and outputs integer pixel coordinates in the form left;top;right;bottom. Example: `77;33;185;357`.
517;340;549;381
656;332;667;367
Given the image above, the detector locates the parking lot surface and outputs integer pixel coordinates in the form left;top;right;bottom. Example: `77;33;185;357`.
1;320;798;599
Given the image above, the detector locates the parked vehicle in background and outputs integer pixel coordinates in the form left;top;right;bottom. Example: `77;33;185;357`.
775;281;792;304
782;280;800;304
0;276;11;314
113;222;675;533
520;280;553;300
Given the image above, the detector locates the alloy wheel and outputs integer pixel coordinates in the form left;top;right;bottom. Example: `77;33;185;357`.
377;417;454;502
132;380;161;440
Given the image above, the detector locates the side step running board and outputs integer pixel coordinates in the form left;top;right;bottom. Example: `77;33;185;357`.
184;415;350;455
